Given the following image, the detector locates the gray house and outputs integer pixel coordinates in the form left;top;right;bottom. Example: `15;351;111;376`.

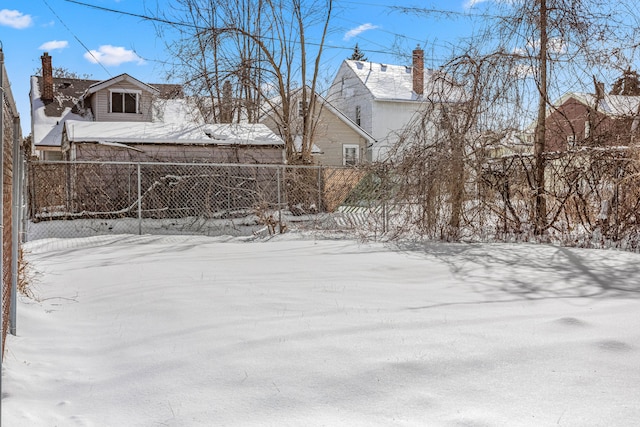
31;53;285;163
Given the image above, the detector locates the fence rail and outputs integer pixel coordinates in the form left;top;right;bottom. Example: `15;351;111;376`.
25;150;640;249
26;161;377;240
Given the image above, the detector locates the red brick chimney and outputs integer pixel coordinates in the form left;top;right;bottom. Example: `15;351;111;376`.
41;52;54;102
412;45;424;96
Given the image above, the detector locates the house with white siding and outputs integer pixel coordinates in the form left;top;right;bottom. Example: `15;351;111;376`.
326;46;462;161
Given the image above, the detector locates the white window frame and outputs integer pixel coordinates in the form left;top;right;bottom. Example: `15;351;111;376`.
567;134;576;146
343;144;360;166
110;89;141;114
298;99;309;117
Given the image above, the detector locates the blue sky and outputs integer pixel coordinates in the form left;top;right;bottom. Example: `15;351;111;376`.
1;0;637;136
0;1;493;135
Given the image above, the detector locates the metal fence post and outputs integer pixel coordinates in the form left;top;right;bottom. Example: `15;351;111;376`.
137;163;142;235
317;166;322;211
10;116;20;335
277;166;282;232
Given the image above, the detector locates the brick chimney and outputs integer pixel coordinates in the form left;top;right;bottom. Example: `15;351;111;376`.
595;81;605;100
41;52;54;102
412;45;424;96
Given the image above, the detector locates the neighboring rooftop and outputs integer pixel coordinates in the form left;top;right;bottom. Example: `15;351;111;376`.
344;59;463;102
558;92;640;117
64;121;284;146
31;73;192;149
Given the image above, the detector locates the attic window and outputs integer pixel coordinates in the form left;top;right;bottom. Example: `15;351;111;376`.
298;99;309;117
110;89;141;114
380;64;387;72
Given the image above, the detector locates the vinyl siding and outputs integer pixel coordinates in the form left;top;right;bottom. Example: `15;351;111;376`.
312;106;367;166
260;93;369;167
92;81;155;122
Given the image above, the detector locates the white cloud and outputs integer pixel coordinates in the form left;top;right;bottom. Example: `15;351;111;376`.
0;9;33;29
84;45;145;67
463;0;489;8
463;0;517;9
343;23;379;41
39;40;69;51
548;37;567;54
510;63;535;78
517;37;567;55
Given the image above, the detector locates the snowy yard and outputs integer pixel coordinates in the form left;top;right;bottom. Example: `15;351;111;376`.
3;233;640;426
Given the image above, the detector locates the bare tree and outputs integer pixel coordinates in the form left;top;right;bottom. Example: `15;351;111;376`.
154;0;333;164
388;0;640;240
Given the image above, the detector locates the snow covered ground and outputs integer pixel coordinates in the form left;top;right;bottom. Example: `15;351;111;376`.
3;233;640;426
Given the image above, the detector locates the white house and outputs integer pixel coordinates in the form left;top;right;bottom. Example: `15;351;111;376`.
327;46;462;161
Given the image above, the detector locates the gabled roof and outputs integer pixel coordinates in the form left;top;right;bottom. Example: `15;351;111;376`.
31;73;191;149
555;92;640;117
260;87;376;145
84;73;160;96
315;93;376;144
341;60;463;103
64;121;284;146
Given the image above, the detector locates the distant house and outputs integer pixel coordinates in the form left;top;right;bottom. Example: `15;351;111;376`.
546;89;640;152
326;46;462;161
30;53;285;163
260;89;375;167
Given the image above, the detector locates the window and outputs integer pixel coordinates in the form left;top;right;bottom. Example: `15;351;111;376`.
111;90;140;114
585;121;591;138
343;144;359;166
355;105;361;126
298;100;309;117
567;134;575;146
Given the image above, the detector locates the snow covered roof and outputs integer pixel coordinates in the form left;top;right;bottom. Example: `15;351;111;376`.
31;73;199;148
343;60;464;103
64;121;284;146
84;74;160;97
558;92;640;117
30;76;92;148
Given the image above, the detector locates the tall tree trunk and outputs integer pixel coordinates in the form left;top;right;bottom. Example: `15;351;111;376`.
534;0;548;234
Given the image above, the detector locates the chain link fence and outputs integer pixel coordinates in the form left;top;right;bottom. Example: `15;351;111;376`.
476;149;640;245
26;161;381;240
382;147;640;248
1;48;24;356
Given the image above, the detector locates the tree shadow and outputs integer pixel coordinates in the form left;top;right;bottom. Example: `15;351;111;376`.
393;241;640;309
